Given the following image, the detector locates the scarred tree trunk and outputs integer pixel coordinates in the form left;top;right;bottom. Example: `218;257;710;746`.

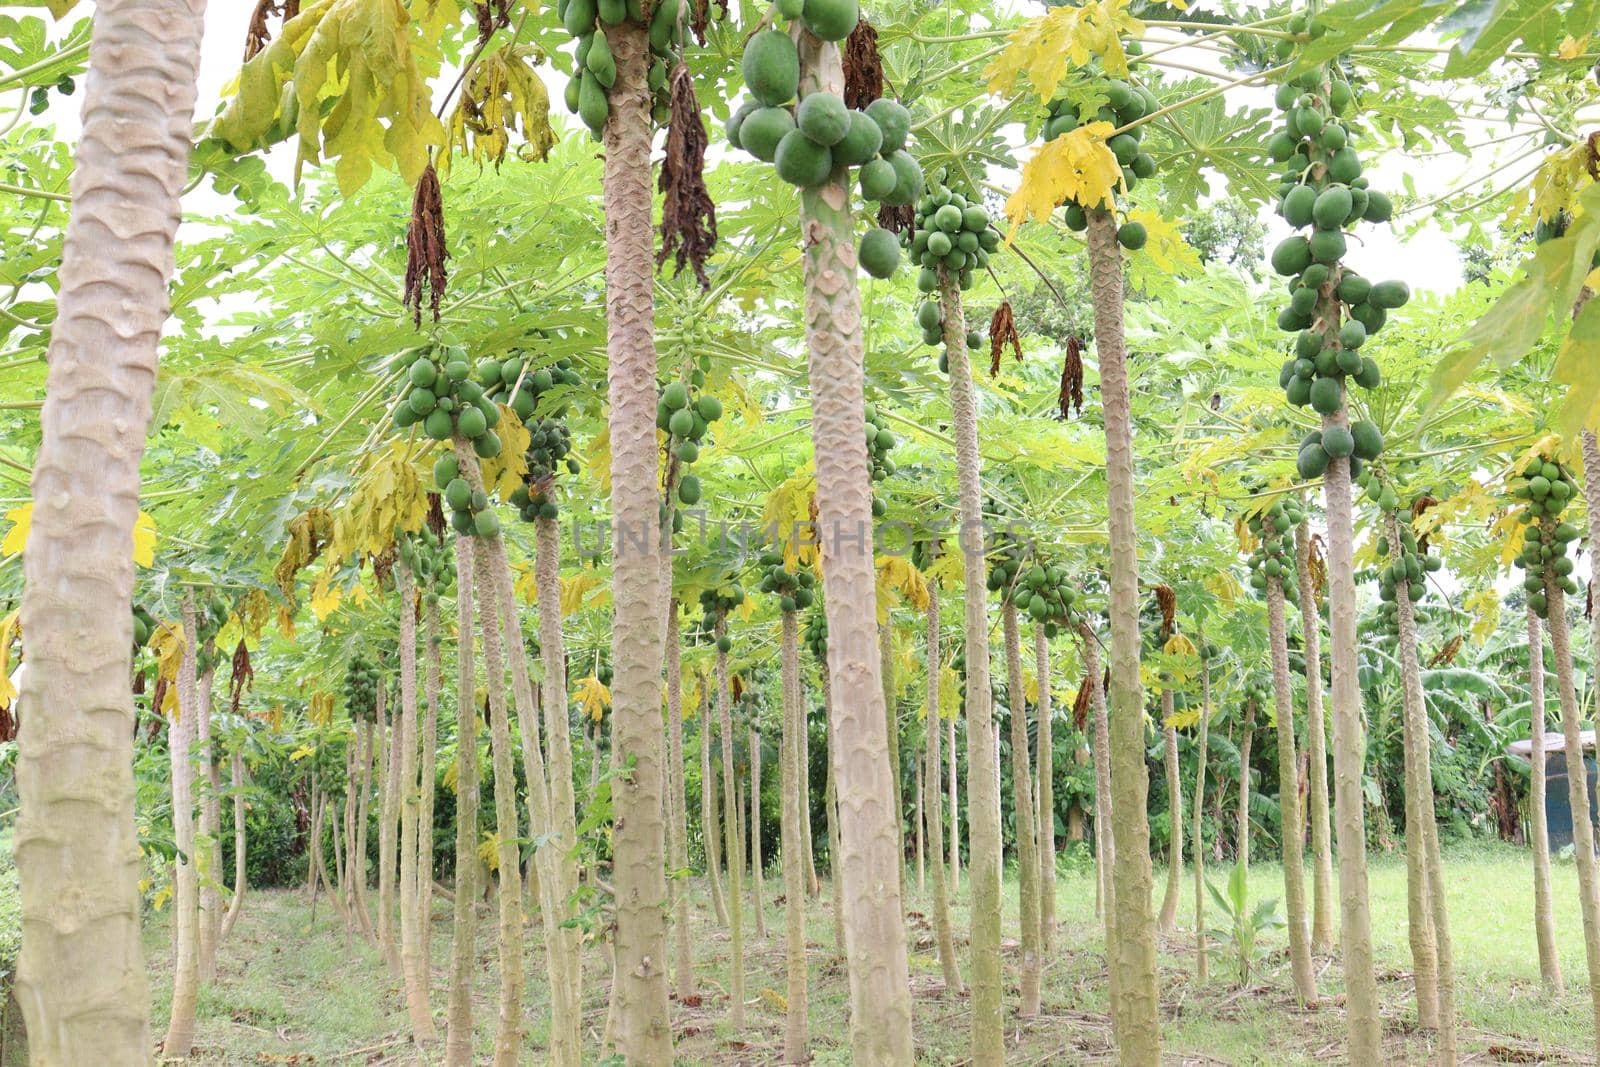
780;611;809;1061
396;560;437;1043
162;596;202;1057
880;623;905;900
714;625;746;1030
1034;624;1057;953
1236;697;1255;869
1081;623;1118;1020
1085;207;1159;1062
352;718;377;946
1395;584;1439;1025
1294;519;1336;953
948;715;961;896
666;601;696;998
939;266;1003;1063
821;662;845;957
751;726;766;936
15;2;207;1054
415;590;443;962
927;586;962;994
600;20;673;1061
221;749;247;940
1002;602;1041;1017
1193;639;1211;982
197;660;220;984
378;674;402;976
795;31;914;1062
443;536;480;1067
799;682;820;899
915;753;925;897
1528;608;1563;991
1157;693;1181;935
701;682;728;926
1388;514;1455;1062
1544;577;1600;1055
1268;577;1315;1005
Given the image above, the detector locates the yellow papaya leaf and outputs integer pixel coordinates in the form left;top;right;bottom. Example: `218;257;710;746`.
1464;588;1501;647
149;883;173;912
574;674;610;722
1122;207;1199;280
479;830;501;871
560;571;604;617
308;690;334;727
1006;122;1121;230
1559;34;1591;59
288;743;315;762
875;555;930;624
986;0;1146;99
1163;633;1197;658
148;621;186;685
161;681;181;721
478;410;530;500
1166;706;1202;730
1;502;158;565
1511;139;1594;229
132;511;158;567
441;45;557;175
762;463;819;568
332;442;431;563
0;610;19;711
309;567;343;621
585;424;613;494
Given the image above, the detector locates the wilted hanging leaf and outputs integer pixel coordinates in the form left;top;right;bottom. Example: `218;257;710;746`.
1428;634;1463;668
1059;334;1084;418
986;0;1148;99
229;640;255;714
472;0;511;41
657;63;718;288
1071;669;1091;732
331;443;432;564
877;202;915;234
308;690;334;727
842;20;883;111
243;0;281;62
574;674;611;721
1510;133;1596;228
275;507;334;600
403;162;448;327
1005;122;1121;229
1154;584;1176;637
989;301;1022;378
875;555;930;622
441;45;557;175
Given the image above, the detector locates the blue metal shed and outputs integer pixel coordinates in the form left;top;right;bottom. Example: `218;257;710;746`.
1508;730;1599;852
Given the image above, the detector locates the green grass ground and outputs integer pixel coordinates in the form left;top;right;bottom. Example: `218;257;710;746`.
138;842;1596;1064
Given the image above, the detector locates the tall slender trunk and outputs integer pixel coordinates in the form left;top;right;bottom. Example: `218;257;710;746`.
1236;698;1254;870
1393;572;1439;1025
1528;608;1563;991
1320;432;1381;1060
880;623;905;901
197;662;220;984
714;629;746;1029
1082;623;1118;1022
1157;695;1181;935
940;266;1004;1064
915;754;926;897
927;587;963;994
444;536;480;1067
1294;520;1336;953
15;1;206;1055
780;612;810;1061
416;593;443;962
1002;602;1042;1016
1268;577;1315;1004
221;749;248;940
1034;624;1057;953
795;32;915;1062
600;21;673;1060
949;715;961;896
822;662;846;957
799;683;820;899
667;602;696;997
751;726;766;937
1085;208;1159;1063
1388;514;1455;1061
535;516;582;1057
1545;579;1600;1056
162;596;202;1056
378;676;402;976
1193;642;1211;982
352;718;379;946
469;535;526;1067
396;561;438;1043
342;743;358;935
701;683;728;926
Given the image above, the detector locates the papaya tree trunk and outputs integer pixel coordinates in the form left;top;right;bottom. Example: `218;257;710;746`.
939;264;1004;1064
666;601;696;998
926;585;962;994
1294;519;1336;953
822;661;846;957
1528;608;1563;991
1387;514;1455;1061
1080;623;1118;1020
1157;694;1181;935
880;623;905;902
599;20;673;1060
353;718;378;946
1085;207;1159;1063
794;31;915;1062
1544;580;1600;1056
162;595;202;1057
1034;624;1056;953
197;661;220;985
1319;428;1381;1061
915;752;925;897
396;560;438;1043
1193;639;1210;982
780;611;809;1061
948;715;961;897
378;674;402;976
1002;601;1042;1017
701;680;728;926
751;725;766;937
1236;697;1254;870
416;591;443;963
799;679;820;899
14;0;206;1053
1268;576;1315;1005
444;536;480;1067
1391;555;1438;1027
714;625;745;1030
221;749;247;941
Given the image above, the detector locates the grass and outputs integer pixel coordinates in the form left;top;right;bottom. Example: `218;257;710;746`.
138;840;1596;1064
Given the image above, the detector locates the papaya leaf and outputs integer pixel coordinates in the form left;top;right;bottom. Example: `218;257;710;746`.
1005;122;1121;227
986;0;1147;99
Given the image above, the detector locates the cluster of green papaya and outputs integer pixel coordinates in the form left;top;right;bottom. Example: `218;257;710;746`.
344;650;381;722
1510;453;1582;619
1265;65;1409;476
1047;67;1157;250
1531;208;1600;265
1245;497;1304;605
756;550;816;612
657;379;723;509
803;609;827;663
905;182;1001;296
695;585;744;652
990;538;1081;637
194;594;230;676
559;0;682;136
863;401;896;517
131;604;158;649
510;419;576;523
393;344;580;446
1240;677;1271;710
1372;490;1439;626
434;451;499;538
397;527;457;608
